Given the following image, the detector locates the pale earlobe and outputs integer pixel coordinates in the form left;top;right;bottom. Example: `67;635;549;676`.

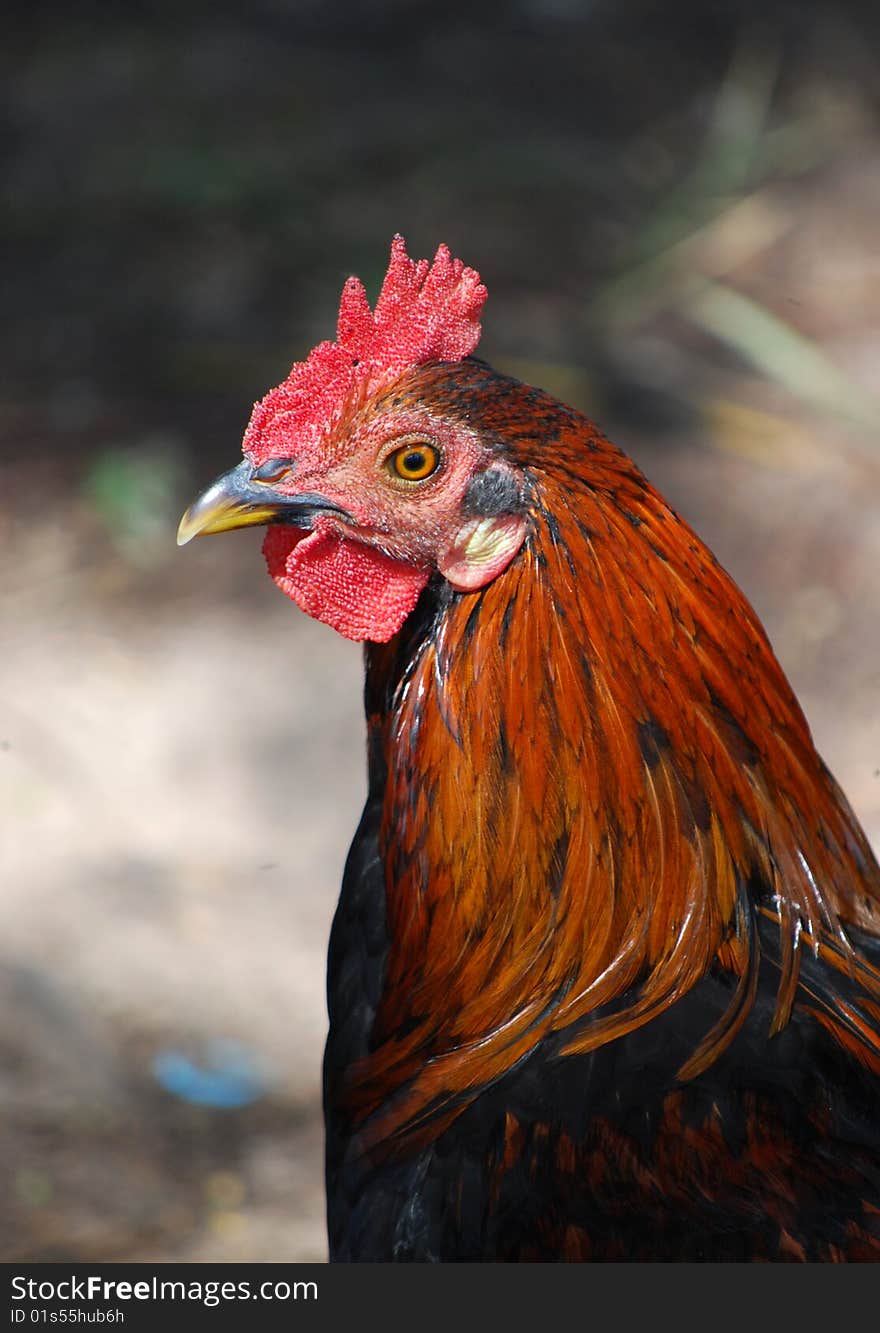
438;514;527;591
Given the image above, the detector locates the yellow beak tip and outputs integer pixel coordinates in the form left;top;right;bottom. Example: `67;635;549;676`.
176;512;198;546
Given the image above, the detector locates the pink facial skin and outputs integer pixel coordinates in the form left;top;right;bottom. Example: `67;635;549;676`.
260;405;526;643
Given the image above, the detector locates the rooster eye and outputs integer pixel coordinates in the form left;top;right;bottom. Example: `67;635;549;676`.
388;443;441;482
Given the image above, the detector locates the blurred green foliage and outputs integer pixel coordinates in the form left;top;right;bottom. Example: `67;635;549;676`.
84;440;186;563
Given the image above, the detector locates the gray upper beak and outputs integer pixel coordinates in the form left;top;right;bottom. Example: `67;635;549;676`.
177;458;353;546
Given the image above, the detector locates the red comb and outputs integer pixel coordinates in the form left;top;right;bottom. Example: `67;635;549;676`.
242;235;487;467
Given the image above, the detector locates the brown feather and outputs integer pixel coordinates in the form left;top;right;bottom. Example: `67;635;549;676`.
339;364;880;1152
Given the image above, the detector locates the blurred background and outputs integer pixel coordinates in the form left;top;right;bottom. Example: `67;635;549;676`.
2;0;880;1261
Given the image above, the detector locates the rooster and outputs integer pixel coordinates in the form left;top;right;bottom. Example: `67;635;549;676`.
178;237;880;1261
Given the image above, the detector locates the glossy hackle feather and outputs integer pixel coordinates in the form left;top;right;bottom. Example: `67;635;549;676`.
323;359;880;1260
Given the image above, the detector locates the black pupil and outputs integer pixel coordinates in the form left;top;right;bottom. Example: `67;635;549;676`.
403;450;426;472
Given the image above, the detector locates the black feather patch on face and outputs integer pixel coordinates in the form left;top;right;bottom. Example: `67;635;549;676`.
461;466;523;517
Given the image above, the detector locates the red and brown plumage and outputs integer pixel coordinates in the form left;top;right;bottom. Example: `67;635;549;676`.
179;237;880;1261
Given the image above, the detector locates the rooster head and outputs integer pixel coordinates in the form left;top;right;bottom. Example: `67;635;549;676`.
178;236;527;642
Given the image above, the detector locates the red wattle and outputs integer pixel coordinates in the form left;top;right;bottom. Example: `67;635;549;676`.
262;525;430;643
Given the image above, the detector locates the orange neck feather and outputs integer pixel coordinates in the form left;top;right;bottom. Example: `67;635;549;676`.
346;412;880;1150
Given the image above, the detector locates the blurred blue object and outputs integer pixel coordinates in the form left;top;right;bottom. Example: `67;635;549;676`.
152;1039;271;1108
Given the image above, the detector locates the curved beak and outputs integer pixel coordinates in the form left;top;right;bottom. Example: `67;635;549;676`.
177;459;352;547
